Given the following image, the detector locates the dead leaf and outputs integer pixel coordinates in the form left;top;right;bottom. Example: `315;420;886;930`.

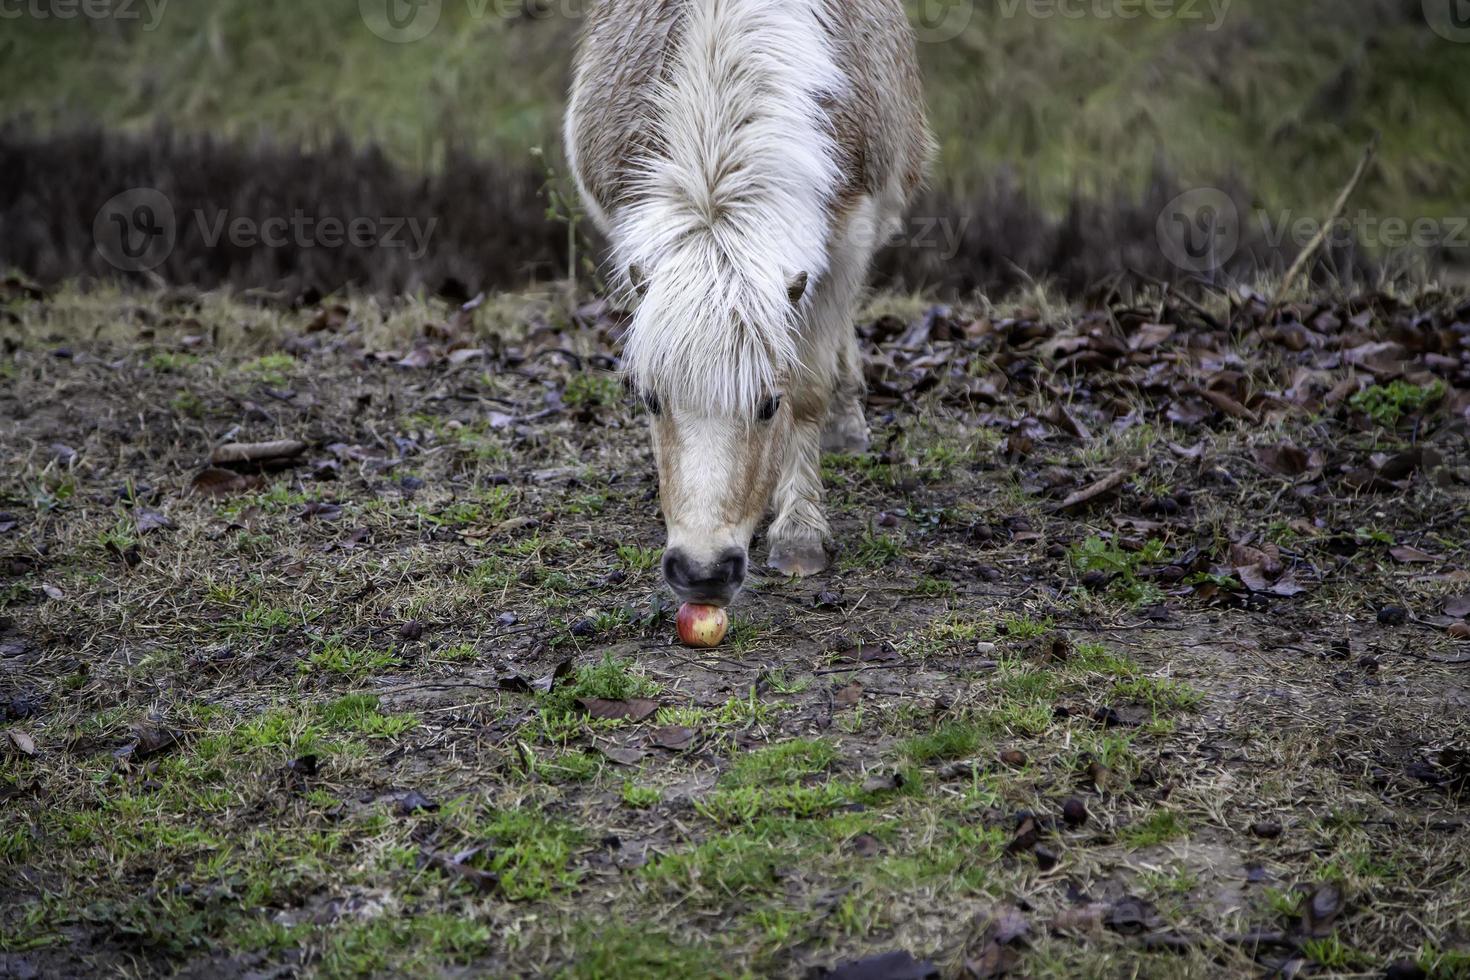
298;502;343;521
1389;545;1441;564
598;744;646;766
1042;402;1090;440
649;726;697;751
397;347;437;369
964;905;1031;978
1200;388;1260;424
1054;466;1135;514
191;467;265;497
210;440;306;467
861;771;905;794
6;730;35;756
1300;883;1344;938
530;659;575;694
395;790;439;816
577;698;660;722
1253;443;1312;477
1443;595;1470;619
1128;322;1175;352
134;509;174;534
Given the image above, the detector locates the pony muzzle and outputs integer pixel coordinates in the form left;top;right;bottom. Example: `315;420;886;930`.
663;547;747;606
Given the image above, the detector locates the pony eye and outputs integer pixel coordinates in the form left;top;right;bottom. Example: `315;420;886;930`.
643;392;663;417
757;395;782;423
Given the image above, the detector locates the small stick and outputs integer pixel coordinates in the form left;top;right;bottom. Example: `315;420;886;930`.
1266;133;1379;317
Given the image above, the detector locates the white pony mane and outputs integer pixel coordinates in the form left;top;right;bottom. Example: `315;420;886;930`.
612;0;844;416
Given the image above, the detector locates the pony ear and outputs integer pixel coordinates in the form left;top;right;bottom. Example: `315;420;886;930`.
628;264;650;297
787;271;810;306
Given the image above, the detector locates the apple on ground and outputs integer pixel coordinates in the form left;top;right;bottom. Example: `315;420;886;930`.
677;603;729;648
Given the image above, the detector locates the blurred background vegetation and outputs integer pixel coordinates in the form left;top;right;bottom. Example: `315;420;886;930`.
2;0;1467;293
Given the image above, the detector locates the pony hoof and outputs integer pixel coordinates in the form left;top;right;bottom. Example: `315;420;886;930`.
768;540;829;577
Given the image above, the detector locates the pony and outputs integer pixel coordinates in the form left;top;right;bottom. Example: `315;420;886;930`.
566;0;933;607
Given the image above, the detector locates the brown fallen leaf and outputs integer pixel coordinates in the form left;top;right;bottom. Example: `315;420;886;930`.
1444;595;1470;619
1127;322;1175;352
6;730;36;756
964;905;1031;978
577;698;660;722
1300;883;1345;938
597;744;646;766
1042;402;1090;440
1389;545;1441;564
1053;466;1136;514
210;440;307;467
1200;387;1260;424
649;726;697;751
134;508;175;535
1253;443;1313;477
191;467;265;497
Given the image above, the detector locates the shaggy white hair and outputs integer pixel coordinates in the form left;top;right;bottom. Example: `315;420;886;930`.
611;0;844;416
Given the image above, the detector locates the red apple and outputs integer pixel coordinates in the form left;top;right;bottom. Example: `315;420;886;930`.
677;603;729;648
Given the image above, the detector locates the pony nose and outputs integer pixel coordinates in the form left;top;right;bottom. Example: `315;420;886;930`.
663;548;747;604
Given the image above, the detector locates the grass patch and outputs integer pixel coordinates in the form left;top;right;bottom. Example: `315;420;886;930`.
300;640;399;679
1119;810;1188;847
1350;380;1446;426
538;654;659;723
724;739;837;787
317;694;417;737
901;722;982;765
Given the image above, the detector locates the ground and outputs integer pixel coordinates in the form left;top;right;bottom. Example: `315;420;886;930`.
2;280;1469;979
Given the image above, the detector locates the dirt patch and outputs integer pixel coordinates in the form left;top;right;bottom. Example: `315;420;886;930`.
1;281;1468;978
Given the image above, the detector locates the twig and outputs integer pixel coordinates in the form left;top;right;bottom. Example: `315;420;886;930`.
1266;134;1379;317
814;660;921;676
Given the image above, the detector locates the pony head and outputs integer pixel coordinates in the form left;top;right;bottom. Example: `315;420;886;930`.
627;265;810;607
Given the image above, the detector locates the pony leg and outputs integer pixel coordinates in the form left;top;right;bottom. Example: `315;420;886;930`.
820;325;869;454
769;198;884;576
768;400;831;577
